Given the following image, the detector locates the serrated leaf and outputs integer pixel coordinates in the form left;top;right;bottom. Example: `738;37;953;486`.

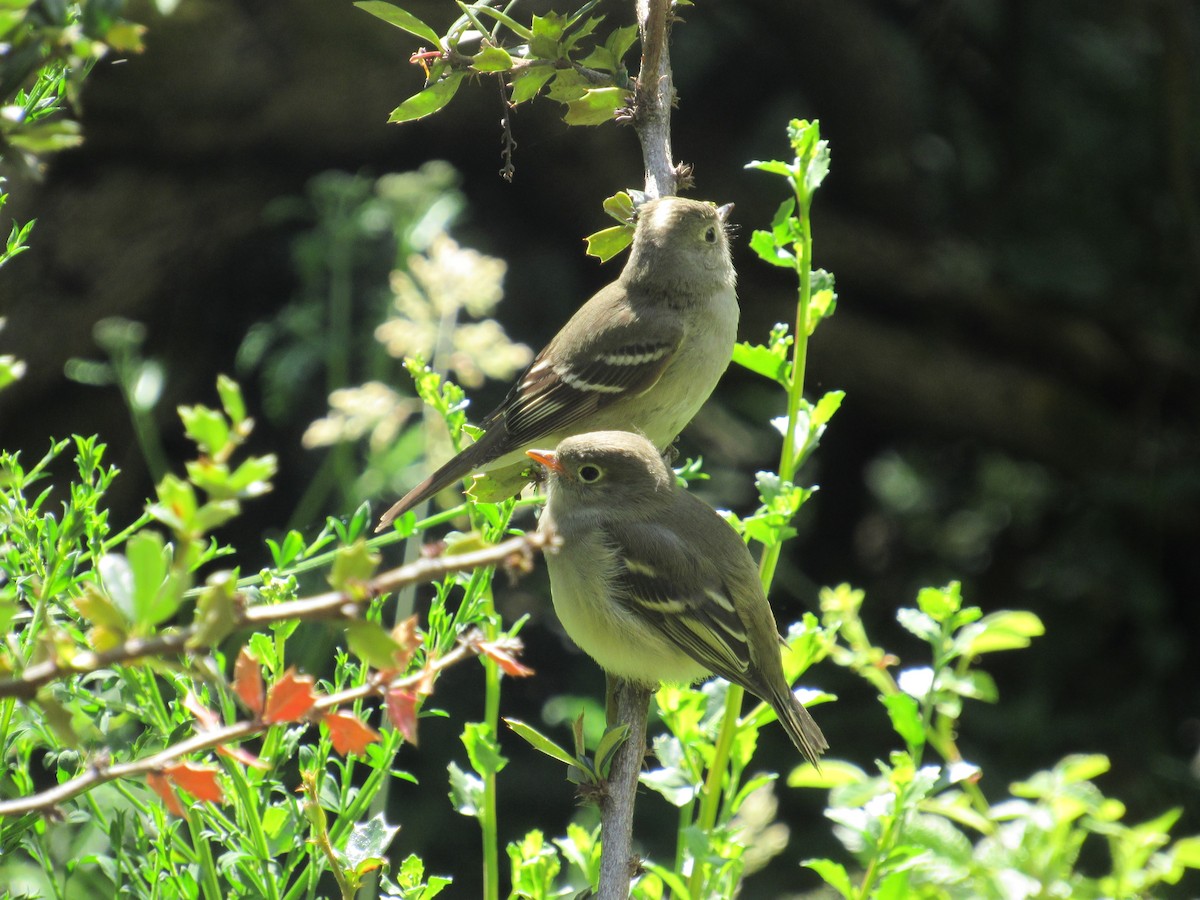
354;1;442;47
748;229;796;268
605;23;639;60
389;73;464;123
584;224;633;261
505;718;578;768
510;65;556;103
563;86;627;125
472;44;512;72
448;761;484;817
178;404;229;457
732;341;789;385
215;374;246;424
324;710;382;756
346;813;400;871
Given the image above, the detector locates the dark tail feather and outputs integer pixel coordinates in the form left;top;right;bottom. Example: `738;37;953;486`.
375;434;500;532
771;684;828;769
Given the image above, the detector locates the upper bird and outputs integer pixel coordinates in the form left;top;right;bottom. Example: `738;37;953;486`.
376;196;738;532
526;430;828;767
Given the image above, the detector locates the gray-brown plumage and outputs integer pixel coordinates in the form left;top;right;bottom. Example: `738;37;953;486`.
527;430;828;767
376;197;737;531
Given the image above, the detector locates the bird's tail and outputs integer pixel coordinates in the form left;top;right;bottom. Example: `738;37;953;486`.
375;435;497;532
770;684;828;769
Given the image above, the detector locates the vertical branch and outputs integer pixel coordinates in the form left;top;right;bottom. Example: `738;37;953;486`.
595;4;679;896
634;0;676;199
597;678;653;900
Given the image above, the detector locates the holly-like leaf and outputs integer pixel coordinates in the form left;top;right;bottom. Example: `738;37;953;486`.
472;44;512;73
234;647;264;716
163;762;224;804
389;73;464;124
324;710;382;756
510;66;556;104
264;669;318;723
563;86;627;125
584;225;633;262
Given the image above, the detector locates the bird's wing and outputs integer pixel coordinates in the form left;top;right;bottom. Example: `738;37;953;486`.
606;520;756;684
493;292;684;447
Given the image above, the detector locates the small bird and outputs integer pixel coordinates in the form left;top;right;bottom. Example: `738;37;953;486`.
526;431;828;767
376;197;738;532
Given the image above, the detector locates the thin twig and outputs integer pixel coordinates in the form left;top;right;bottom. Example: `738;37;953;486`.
0;634;497;818
0;531;550;701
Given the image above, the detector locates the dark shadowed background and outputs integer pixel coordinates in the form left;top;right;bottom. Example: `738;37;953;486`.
2;0;1198;894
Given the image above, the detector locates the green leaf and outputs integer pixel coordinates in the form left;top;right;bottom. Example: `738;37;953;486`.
812;390;844;427
472;44;512;72
178;404;230;457
509;65;556;103
960;609;1045;656
346;620;405;670
345;813;400;873
605;23;639;61
803;858;853;899
504;718;578;768
189;572;238;647
447;761;483;817
748;228;795;267
745;158;793;176
529;11;567;58
544;69;590;102
354;1;442;47
593;723;629;777
883;693;925;749
462;722;508;776
896;608;940;643
732;341;789;385
389;73;464;123
788;759;867;789
215;374;246;425
583;224;633;261
602;191;637;223
917;582;962;622
328;541;380;594
563;86;627;125
126;530;173;626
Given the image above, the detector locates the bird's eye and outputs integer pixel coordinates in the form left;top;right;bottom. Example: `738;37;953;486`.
578;464;603;483
704;226;718;243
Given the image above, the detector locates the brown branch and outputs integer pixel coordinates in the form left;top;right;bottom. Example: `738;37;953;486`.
0;632;497;818
596;678;652;900
0;531;550;701
633;0;676;198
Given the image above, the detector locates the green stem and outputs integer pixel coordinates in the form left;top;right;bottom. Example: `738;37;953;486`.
686;683;743;897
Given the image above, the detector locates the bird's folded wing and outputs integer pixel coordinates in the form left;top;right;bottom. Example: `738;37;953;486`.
610;537;751;682
498;320;683;445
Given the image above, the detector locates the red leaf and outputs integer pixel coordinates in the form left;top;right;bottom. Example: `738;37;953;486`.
478;640;534;677
163;762;224;804
385;688;420;746
264;669;318;723
216;743;269;769
183;692;220;730
390;614;420;672
323;710;381;757
147;771;186;817
234;647;264;716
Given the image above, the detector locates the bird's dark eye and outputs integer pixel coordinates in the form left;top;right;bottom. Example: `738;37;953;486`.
578;464;603;483
704;226;718;243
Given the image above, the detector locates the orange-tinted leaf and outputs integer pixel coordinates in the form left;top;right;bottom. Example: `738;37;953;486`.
184;692;220;730
390;615;420;671
479;640;535;677
216;743;269;769
385;688;420;746
234;647;264;716
147;771;186;817
164;762;224;804
264;669;318;723
323;710;382;757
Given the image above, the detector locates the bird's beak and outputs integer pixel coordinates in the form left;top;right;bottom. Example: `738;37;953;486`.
716;203;734;224
525;449;565;476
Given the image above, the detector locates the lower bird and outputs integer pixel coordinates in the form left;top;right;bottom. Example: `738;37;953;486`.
526;430;828;767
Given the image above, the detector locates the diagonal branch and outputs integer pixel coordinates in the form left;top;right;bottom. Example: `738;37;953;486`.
0;531;551;701
0;631;502;818
633;0;676;199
